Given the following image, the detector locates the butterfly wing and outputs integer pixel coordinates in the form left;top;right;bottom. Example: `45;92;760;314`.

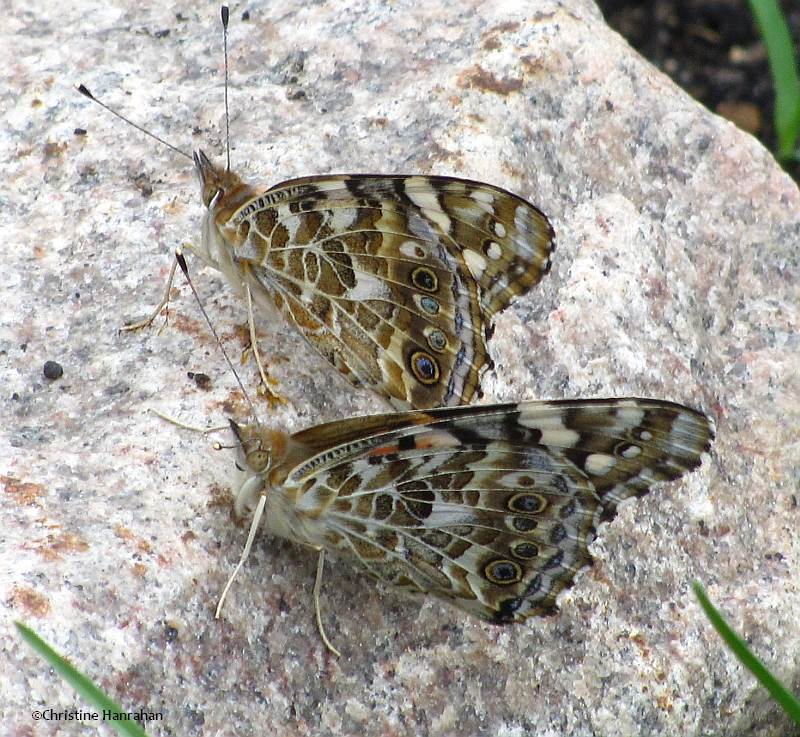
281;398;714;623
223;174;554;408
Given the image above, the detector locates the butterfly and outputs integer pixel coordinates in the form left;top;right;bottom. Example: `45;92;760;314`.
224;396;714;650
78;66;554;410
193;156;555;408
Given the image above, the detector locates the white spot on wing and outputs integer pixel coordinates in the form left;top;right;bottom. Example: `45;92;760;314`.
470;189;495;205
539;429;580;449
347;272;390;300
670;411;698;438
399;240;425;258
330;207;357;232
427;506;475;527
494;222;506;238
416;429;461;449
309;180;347;192
463;249;487;279
518;408;581;447
486;241;503;260
514;204;534;232
277;205;299;242
405;177;451;233
615;402;646;426
585;453;616;475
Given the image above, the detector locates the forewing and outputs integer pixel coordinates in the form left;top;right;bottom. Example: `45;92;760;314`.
227;175;554;408
284;398;714;622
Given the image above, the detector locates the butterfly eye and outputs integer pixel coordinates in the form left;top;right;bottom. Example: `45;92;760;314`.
409;350;440;385
247;449;271;473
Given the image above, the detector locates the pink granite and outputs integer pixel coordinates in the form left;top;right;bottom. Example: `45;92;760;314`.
2;1;798;736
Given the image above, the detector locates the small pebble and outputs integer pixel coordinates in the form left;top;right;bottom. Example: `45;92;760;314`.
43;360;63;380
188;371;212;391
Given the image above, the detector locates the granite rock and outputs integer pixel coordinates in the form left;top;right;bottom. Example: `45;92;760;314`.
2;1;798;736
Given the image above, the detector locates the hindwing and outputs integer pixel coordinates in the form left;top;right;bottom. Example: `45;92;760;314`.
254;398;715;623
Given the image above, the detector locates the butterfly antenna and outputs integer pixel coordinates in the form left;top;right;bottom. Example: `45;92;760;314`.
221;5;231;172
76;84;192;161
174;251;260;427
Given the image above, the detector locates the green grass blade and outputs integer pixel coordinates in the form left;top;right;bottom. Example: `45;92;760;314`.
692;583;800;725
747;0;800;159
15;622;149;737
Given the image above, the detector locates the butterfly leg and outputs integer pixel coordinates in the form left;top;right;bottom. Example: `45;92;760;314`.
121;243;214;333
121;258;179;333
313;548;341;658
242;283;285;407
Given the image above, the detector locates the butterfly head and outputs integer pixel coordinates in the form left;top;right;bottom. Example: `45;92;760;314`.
193;150;240;207
192;151;263;222
228;420;290;518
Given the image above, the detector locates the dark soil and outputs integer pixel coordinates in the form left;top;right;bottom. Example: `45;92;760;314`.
596;0;800;180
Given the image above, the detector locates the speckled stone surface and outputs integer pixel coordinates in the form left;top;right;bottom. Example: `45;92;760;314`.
3;1;798;736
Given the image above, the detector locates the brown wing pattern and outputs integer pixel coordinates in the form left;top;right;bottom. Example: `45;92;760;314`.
224;174;554;408
281;398;714;622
